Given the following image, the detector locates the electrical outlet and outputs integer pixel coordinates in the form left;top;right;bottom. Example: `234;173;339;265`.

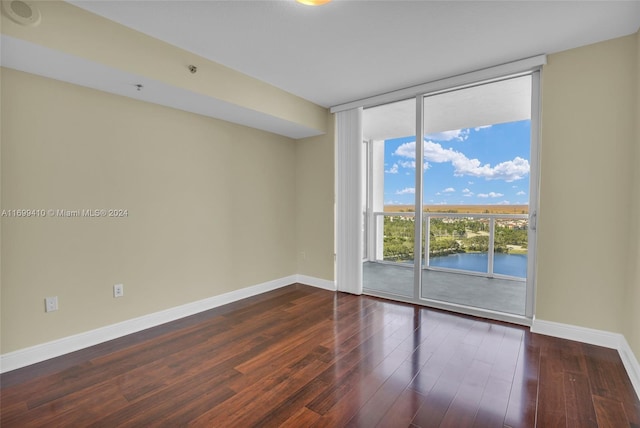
45;296;58;312
113;283;124;298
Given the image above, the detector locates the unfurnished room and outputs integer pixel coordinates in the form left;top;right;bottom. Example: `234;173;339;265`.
1;1;640;426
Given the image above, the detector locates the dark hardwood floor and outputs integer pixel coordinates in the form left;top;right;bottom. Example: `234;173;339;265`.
2;284;639;427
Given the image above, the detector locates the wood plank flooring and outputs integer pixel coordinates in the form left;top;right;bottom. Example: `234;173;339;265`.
1;284;639;427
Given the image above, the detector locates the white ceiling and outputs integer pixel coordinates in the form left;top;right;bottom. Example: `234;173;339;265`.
2;1;638;139
364;74;532;141
69;0;640;108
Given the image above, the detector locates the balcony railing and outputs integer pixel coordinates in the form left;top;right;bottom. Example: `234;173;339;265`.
369;211;529;280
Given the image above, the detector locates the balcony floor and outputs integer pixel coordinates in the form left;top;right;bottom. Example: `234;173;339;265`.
363;261;526;316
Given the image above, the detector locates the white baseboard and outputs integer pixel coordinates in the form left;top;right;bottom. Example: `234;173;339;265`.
531;318;640;401
619;337;640;402
296;274;336;291
0;274;338;373
531;318;621;349
1;275;314;373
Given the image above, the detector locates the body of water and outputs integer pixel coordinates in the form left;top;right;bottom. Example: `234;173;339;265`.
429;252;527;278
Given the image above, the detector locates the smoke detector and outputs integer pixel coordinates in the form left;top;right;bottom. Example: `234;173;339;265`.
2;0;41;27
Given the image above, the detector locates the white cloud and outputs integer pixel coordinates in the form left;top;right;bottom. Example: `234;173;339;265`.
468;181;474;185
462;188;474;197
497;162;529;180
425;129;469;141
516;191;526;196
474;125;492;131
385;163;399;174
396;187;415;195
477;192;504;198
398;160;429;171
462;188;471;193
496;200;512;205
443;187;455;193
394;142;416;158
394;140;529;182
463;194;473;198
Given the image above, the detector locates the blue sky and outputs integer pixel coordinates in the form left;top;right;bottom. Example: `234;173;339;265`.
384;120;531;206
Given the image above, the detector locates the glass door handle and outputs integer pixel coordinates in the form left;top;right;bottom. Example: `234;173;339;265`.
529;211;537;231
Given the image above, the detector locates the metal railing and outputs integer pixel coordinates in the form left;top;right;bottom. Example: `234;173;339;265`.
370;211;528;279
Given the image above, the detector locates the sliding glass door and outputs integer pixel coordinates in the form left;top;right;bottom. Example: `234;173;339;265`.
362;98;416;298
362;73;539;324
420;75;533;316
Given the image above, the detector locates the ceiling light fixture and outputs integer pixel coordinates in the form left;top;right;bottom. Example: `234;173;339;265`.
296;0;331;6
1;0;41;27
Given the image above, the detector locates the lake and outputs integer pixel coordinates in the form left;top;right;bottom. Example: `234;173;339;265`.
429;252;527;278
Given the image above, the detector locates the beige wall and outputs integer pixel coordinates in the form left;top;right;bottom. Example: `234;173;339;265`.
1;69;298;353
295;113;335;281
537;34;638;334
0;67;3;344
624;29;640;360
